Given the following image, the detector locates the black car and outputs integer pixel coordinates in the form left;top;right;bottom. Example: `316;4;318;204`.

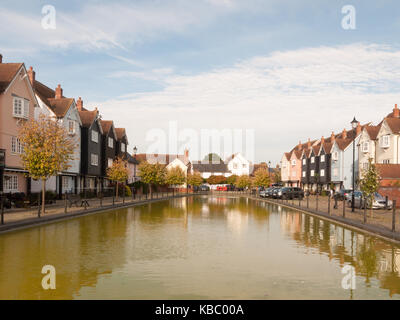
291;187;304;199
334;189;352;201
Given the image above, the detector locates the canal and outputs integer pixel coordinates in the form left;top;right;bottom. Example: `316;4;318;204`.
0;195;399;299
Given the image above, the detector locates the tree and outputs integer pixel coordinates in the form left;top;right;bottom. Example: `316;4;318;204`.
165;166;186;187
207;175;227;185
359;158;380;218
187;172;203;187
203;153;222;163
235;175;251;189
18;115;76;215
226;174;238;185
138;161;166;198
253;168;270;187
107;157;129;200
273;167;281;184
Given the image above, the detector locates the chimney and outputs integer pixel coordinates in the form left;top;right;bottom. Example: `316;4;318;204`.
321;136;325;144
356;122;361;135
298;141;302;149
331;131;335;142
184;148;189;159
27;66;35;85
0;54;2;63
55;84;63;99
342;128;347;139
393;104;399;118
307;138;311;149
76;97;83;111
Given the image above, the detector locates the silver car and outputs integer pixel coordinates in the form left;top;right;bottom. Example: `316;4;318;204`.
347;191;392;209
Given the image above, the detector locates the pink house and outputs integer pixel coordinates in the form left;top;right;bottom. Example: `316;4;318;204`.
0;55;37;194
287;142;303;187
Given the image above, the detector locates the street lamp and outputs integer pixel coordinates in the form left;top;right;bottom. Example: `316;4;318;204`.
351;117;358;212
133;146;138;182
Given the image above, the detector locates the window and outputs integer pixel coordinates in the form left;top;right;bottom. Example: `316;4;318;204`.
362;142;369;153
333;168;338;176
302;158;306;165
291;160;296;166
243;164;246;168
332;152;338;161
108;158;113;168
91;153;98;166
381;135;390;148
91;130;98;143
108;137;113;148
62;176;69;190
68;121;75;134
11;136;23;154
302;171;305;177
311;157;315;163
320;155;325;162
320;169;325;177
362;162;369;170
383;159;390;164
311;169;315;176
121;142;126;152
233;163;238;169
4;175;18;192
13;97;29;119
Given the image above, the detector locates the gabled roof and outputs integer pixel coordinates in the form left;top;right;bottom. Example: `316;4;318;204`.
334;138;352;151
192;162;229;173
364;124;381;140
384;117;400;134
284;152;291;161
115;128;127;140
0;63;23;93
136;153;190;166
79;109;98;128
100;120;114;135
322;142;333;154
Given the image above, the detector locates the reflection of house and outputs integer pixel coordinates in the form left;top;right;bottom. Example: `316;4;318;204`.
0;56;37;194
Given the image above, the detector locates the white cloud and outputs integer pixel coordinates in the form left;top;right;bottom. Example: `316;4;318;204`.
91;43;400;164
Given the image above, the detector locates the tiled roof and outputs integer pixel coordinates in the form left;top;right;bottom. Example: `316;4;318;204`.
0;63;23;93
192;162;229;173
115;128;126;140
79;109;98;127
364;124;380;140
100;120;113;134
284;152;291;161
385;117;400;134
376;164;400;179
136;153;190;166
47;98;74;118
127;153;139;165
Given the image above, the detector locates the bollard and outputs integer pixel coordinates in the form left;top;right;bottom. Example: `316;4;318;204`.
64;193;67;213
100;193;103;207
0;195;4;225
84;197;87;210
299;197;301;207
385;196;389;210
38;192;41;218
113;193;115;206
392;200;397;232
307;194;309;209
328;195;331;215
316;193;319;211
363;198;367;224
343;198;346;218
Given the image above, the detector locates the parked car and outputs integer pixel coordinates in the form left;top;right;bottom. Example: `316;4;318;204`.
347;191;392;209
334;189;353;201
265;187;275;198
291;187;304;199
200;185;210;191
271;187;283;198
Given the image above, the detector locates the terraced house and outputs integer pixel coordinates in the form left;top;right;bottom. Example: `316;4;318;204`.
0;55;37;194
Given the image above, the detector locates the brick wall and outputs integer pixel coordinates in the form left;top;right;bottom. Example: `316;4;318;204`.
378;186;400;207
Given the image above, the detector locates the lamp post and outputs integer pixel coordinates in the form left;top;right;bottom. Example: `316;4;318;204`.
133;146;137;182
351;117;358;212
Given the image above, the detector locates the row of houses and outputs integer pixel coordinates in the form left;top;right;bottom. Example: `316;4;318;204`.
281;104;400;191
0;54;138;197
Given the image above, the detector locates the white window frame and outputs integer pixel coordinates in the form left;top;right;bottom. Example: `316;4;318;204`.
302;158;306;165
291;159;296;166
11;136;23;154
381;135;390;148
320;169;325;177
91;130;98;143
108;137;113;148
320;155;325;163
311;169;315;176
362;141;369;153
4;175;18;192
383;159;390;164
311;157;315;164
302;171;305;177
91;153;98;166
68;120;75;135
108;158;113;168
121;142;126;152
62;176;69;190
13;97;28;119
332;151;338;161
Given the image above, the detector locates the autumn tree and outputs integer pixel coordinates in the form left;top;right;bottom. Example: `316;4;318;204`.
226;174;238;185
207;175;227;185
273;167;281;183
18;115;76;215
138;161;166;198
165;166;186;188
187;172;203;188
253;168;271;187
235;175;251;189
107;157;129;200
359;158;380;218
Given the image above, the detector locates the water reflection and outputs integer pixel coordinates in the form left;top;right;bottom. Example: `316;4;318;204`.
0;196;399;299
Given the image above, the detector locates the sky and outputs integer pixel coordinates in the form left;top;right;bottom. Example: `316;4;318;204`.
1;0;400;165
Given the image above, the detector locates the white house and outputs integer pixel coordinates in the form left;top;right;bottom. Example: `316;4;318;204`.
226;153;251;176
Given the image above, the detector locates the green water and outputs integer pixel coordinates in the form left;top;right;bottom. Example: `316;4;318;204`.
0;196;399;299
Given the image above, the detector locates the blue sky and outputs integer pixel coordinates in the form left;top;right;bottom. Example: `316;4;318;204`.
1;0;400;164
